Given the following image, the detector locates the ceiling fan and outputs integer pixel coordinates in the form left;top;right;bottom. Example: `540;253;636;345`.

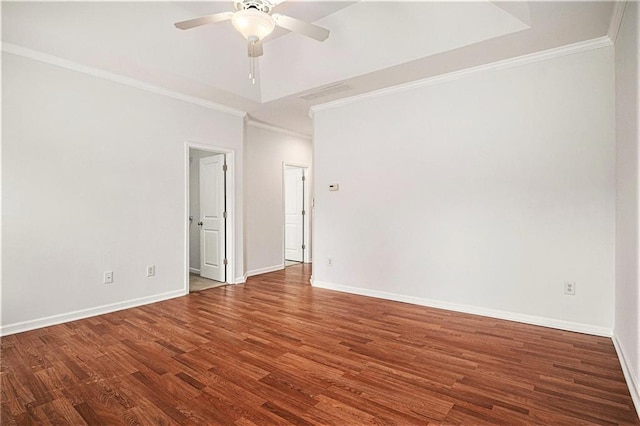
174;0;330;83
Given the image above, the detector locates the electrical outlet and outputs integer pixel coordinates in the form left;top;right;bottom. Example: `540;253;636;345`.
147;265;155;277
564;281;576;295
104;271;113;284
328;257;332;266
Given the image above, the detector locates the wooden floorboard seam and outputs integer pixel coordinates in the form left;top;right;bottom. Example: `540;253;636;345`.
1;264;638;425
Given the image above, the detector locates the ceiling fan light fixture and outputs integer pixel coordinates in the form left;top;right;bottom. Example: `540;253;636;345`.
231;9;275;41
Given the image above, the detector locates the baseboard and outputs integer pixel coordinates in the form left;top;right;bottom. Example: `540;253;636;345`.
246;264;285;278
235;274;247;284
0;290;185;336
612;334;640;418
311;280;613;337
189;267;200;274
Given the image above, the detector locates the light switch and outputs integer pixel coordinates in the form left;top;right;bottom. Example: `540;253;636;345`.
329;184;339;191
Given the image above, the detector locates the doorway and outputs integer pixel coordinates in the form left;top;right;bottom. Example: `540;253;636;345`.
186;144;235;293
284;164;310;266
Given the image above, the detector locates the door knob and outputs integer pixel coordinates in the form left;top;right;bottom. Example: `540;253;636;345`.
197;221;203;226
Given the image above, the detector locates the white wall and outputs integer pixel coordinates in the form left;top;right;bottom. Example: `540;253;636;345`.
245;123;312;275
615;1;640;412
312;45;615;334
1;52;245;333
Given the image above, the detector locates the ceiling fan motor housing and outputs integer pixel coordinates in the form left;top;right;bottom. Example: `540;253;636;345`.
234;0;273;14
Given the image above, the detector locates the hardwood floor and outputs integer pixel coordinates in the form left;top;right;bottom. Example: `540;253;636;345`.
2;264;639;425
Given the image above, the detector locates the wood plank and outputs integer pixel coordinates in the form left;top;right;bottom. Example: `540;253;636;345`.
1;263;638;425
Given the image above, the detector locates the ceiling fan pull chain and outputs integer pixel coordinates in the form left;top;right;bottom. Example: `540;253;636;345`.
248;41;253;80
249;40;256;85
250;56;256;85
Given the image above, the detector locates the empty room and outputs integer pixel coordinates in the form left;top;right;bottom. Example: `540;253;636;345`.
2;1;639;424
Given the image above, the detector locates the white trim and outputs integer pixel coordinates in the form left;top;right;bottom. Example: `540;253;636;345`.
311;36;613;113
0;290;184;336
185;143;237;295
247;120;312;140
246;264;285;277
283;161;311;169
608;1;628;44
189;267;201;274
2;43;246;118
311;280;613;337
613;335;640;418
235;274;248;284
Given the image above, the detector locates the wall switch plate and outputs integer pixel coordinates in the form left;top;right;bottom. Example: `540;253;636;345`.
564;281;576;295
147;265;155;277
104;271;113;284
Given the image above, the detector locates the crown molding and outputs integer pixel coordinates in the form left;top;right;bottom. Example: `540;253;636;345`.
2;42;247;118
608;1;627;44
311;36;613;114
247;119;312;140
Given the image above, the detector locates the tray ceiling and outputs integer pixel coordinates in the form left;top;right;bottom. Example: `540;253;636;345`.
2;1;615;134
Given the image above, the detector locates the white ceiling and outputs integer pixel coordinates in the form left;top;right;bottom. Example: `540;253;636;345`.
2;1;615;135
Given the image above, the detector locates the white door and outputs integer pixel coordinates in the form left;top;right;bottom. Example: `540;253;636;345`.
285;167;304;262
199;154;226;282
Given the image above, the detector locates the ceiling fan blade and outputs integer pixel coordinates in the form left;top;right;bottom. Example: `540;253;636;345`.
248;41;264;58
272;13;329;42
174;12;233;30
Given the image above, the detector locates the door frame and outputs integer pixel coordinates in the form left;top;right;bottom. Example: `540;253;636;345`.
282;162;311;264
185;142;236;294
